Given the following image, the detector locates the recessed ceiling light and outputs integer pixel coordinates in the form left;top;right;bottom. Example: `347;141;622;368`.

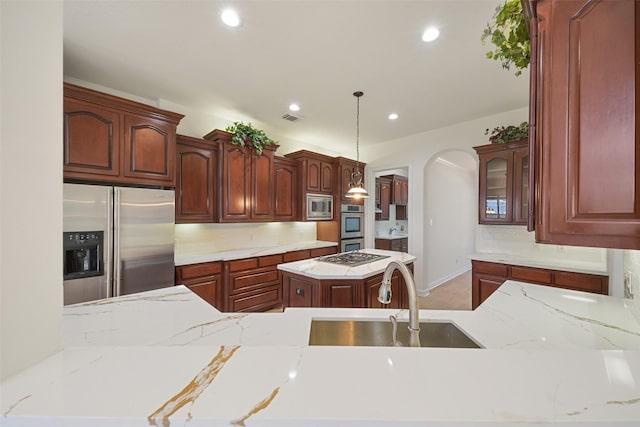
422;26;440;42
221;8;240;27
289;103;300;112
388;113;399;120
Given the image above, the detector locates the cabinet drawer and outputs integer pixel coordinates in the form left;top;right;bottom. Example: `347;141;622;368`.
284;250;311;262
554;272;607;293
472;261;508;277
178;262;222;281
259;254;283;267
510;266;552;284
229;269;279;293
228;258;259;272
310;246;337;257
228;285;282;312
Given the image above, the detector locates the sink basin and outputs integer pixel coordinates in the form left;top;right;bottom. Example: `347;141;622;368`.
308;319;482;348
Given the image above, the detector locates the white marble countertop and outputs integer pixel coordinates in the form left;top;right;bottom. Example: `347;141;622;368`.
277;248;416;279
3;281;640;426
469;252;609;276
375;232;409;240
175;240;338;266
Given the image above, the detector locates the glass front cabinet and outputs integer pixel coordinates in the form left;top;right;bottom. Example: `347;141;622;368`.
474;139;528;225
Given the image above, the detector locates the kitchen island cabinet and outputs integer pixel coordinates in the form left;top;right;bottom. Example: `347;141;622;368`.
7;281;640;425
524;0;640;248
280;249;415;308
63;83;184;187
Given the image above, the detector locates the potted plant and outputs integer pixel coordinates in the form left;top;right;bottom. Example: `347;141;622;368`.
481;0;530;76
225;121;278;156
485;121;529;144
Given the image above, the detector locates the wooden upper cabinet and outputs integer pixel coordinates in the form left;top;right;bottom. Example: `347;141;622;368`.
175;135;217;223
205;130;277;222
63;83;183;187
525;0;640;248
375;177;391;220
274;156;299;221
380;174;408;206
123;114;175;183
64;99;120;178
474;140;528;225
285;150;334;195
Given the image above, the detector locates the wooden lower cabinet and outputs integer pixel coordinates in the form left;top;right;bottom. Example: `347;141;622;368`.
282;263;413;309
471;260;609;309
225;254;283;312
177;246;339;313
375;237;408;253
175;261;223;309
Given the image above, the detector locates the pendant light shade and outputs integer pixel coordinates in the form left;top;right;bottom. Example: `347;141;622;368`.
346;91;369;199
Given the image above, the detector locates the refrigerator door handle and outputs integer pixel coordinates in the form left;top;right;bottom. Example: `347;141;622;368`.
106;187;114;299
113;187;122;297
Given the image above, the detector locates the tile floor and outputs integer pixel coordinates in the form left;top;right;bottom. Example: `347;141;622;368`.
418;270;472;310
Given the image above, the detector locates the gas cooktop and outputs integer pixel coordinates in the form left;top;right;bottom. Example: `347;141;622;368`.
316;252;390;267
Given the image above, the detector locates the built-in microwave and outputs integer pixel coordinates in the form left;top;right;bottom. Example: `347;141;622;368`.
306;194;333;220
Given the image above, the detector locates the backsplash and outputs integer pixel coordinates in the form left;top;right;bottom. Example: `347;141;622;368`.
175;222;317;256
623;250;640;324
476;225;607;269
375;205;408;237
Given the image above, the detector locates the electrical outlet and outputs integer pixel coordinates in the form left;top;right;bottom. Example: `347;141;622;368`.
624;270;635;299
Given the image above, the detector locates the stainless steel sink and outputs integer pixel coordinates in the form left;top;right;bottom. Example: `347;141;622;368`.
309;319;482;348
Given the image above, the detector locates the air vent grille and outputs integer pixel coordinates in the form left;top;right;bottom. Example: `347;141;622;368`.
282;113;302;122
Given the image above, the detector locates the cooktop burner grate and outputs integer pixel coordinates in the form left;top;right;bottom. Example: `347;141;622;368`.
316;252;390;267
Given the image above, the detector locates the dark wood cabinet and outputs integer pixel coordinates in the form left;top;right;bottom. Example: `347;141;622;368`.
525;0;640;248
375;177;391;220
471;259;609;309
274;156;298;221
473;139;529;225
224;254;283;312
175;135;217;223
285;150;334;195
176;262;223;309
380;174;408;206
63;83;183;187
375;237;408;253
204;130;277;223
282;263;413;309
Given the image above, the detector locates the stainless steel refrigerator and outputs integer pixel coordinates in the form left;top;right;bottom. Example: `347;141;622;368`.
63;183;175;305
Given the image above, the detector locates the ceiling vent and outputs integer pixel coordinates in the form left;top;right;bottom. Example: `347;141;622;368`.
282;112;302;122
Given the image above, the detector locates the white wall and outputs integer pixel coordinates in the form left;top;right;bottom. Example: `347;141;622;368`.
364;106;530;292
1;1;63;380
424;152;476;289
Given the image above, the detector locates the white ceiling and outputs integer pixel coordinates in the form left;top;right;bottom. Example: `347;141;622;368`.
63;0;529;154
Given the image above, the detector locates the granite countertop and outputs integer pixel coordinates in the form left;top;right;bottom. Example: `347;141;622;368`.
469;252;608;276
175;240;338;266
3;282;640;426
277;248;416;280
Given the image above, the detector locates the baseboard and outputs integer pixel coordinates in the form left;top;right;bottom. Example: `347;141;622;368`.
417;266;471;297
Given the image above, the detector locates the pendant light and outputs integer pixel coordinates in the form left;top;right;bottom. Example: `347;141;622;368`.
346;91;369;199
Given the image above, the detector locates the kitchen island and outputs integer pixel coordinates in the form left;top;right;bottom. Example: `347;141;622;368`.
2;281;640;426
277;248;416;308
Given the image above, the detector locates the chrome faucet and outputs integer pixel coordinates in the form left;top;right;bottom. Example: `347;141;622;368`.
389;227;398;234
377;261;421;347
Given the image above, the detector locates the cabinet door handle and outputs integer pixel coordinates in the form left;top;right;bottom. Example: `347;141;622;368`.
295;288;305;296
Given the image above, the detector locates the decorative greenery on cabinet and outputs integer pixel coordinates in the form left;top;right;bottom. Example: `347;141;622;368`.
484;121;529;144
225;121;278;156
481;0;530;76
